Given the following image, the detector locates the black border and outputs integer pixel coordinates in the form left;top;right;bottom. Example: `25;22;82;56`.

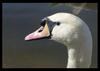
1;0;98;70
1;0;98;3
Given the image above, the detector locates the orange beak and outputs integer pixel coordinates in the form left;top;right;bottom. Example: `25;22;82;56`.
25;22;50;40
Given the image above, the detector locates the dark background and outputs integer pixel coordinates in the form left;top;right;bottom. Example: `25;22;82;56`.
2;3;97;68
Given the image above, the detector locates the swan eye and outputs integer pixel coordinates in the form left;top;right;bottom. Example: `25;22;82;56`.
56;22;60;26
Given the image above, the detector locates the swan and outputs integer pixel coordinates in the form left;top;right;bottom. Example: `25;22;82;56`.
24;13;92;68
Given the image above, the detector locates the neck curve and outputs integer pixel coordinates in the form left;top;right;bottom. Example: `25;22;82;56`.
66;46;80;68
65;43;92;68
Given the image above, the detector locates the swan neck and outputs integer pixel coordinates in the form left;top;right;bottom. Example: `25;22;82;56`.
67;46;79;68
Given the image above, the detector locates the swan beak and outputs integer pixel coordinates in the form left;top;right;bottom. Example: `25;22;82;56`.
25;22;50;40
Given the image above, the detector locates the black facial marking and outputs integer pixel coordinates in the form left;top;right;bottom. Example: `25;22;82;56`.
40;20;46;26
40;18;60;39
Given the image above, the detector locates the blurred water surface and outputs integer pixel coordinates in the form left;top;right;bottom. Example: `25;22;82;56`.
2;3;97;68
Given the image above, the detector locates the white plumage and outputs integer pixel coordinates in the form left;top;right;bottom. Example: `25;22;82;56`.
25;13;93;68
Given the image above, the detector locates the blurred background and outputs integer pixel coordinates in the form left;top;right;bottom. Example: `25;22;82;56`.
2;3;97;68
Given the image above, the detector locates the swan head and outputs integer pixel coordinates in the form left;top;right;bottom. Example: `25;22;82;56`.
25;13;92;68
25;13;84;45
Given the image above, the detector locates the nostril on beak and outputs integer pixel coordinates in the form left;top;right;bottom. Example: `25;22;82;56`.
38;29;43;32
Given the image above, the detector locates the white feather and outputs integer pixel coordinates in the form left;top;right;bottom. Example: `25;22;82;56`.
47;13;92;68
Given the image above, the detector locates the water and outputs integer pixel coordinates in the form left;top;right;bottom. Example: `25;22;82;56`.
2;3;97;68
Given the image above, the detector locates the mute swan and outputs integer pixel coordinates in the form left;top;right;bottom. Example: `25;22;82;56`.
25;13;92;68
